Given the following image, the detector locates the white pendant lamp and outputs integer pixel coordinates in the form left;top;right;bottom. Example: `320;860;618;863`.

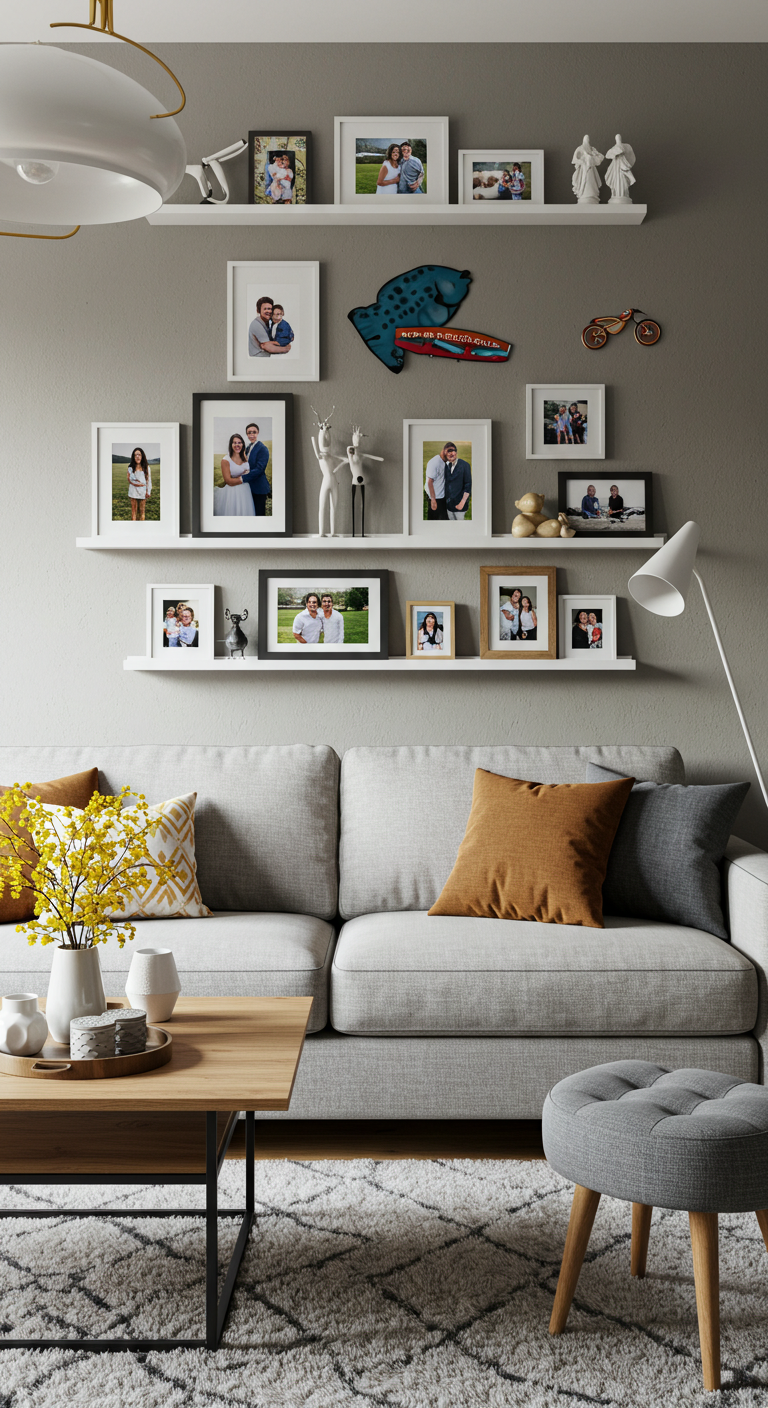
0;40;186;231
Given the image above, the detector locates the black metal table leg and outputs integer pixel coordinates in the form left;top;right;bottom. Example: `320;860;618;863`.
206;1110;219;1349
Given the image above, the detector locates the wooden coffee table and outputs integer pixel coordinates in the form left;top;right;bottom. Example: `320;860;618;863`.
0;996;312;1352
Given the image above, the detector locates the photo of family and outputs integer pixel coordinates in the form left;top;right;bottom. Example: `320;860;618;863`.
248;292;296;362
499;585;539;642
277;588;369;646
111;441;160;522
355;137;427;195
559;474;652;536
571;607;603;649
249;135;309;205
423;440;472;521
161;598;200;649
212;416;272;519
472;159;531;200
526;385;605;460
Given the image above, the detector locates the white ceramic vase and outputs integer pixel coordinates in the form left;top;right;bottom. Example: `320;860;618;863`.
45;946;107;1045
125;947;180;1022
0;993;48;1056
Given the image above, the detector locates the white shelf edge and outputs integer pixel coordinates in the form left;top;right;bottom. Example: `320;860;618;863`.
124;655;637;673
78;535;665;552
146;202;647;228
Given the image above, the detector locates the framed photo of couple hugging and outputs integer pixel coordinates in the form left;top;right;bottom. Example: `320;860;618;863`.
480;566;557;661
192;393;293;538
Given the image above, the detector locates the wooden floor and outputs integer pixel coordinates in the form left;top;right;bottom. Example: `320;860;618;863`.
229;1119;545;1162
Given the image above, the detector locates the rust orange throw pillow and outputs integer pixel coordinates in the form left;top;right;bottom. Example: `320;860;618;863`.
428;769;635;928
0;768;100;924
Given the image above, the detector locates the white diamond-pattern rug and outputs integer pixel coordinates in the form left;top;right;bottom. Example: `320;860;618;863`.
1;1158;767;1406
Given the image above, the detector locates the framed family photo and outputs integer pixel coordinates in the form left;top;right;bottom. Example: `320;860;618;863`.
458;149;544;205
192;393;292;538
227;261;319;382
526;384;605;459
257;572;389;662
334;117;449;205
403;419;492;542
405;601;455;660
247;134;311;205
147;584;214;661
91;422;179;541
559;594;617;660
480;566;557;660
558;472;653;536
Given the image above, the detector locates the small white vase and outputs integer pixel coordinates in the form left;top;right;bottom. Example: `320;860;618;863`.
125;947;181;1022
0;993;48;1056
46;946;107;1045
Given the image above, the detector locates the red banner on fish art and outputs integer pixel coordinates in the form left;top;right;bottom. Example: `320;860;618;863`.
394;326;512;363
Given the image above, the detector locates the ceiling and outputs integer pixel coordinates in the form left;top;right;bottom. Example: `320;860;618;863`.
6;0;768;43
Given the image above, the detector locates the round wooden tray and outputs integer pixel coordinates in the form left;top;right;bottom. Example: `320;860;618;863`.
0;1024;172;1081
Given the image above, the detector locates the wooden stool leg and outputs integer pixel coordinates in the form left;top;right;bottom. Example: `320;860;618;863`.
756;1208;768;1255
631;1203;653;1277
689;1211;720;1392
549;1185;601;1334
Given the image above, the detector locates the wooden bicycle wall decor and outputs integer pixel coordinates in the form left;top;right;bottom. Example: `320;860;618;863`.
582;308;661;350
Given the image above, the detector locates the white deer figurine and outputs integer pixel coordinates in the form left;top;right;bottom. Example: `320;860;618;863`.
345;425;383;538
310;406;346;538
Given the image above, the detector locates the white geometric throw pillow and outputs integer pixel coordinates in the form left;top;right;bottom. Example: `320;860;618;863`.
112;792;211;920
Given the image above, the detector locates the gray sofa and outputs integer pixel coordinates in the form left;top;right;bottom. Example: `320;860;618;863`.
1;743;766;1119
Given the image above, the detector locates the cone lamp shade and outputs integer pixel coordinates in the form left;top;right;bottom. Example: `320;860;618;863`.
628;520;701;617
0;45;186;225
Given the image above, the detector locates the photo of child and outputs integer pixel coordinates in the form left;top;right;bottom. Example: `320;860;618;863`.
266;151;295;203
249;136;308;205
544;400;588;447
472;160;531;200
561;477;649;534
162;599;199;648
416;609;444;652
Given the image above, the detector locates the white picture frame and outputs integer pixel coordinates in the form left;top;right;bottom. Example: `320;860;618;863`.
227;261;319;383
558;594;617;660
526;384;606;459
457;149;544;205
147;584;215;661
334;117;449;205
403;419;492;543
91;422;179;541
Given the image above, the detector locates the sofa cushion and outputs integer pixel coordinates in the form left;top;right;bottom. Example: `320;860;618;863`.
339;745;684;919
1;912;335;1033
330;911;757;1037
0;767;99;924
0;746;340;920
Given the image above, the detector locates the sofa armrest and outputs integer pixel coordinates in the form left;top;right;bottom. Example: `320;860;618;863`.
725;836;768;1081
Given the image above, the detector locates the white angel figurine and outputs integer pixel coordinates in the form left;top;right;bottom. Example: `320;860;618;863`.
345;426;383;538
310;407;346;538
571;135;604;204
605;135;636;204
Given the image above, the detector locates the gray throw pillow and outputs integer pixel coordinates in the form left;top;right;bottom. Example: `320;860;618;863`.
585;762;749;939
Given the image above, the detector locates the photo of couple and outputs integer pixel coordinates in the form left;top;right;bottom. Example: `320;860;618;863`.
277;588;370;646
248;295;295;361
571;608;603;650
111;442;160;522
355;138;427;195
249;135;308;205
472;160;530;201
543;400;589;446
423;441;473;521
499;586;538;642
161;599;199;649
213;417;272;518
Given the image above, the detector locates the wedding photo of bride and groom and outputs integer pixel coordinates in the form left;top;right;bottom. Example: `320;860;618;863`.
213;417;273;518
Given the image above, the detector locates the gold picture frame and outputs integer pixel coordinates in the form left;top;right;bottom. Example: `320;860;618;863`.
405;600;456;660
480;566;557;660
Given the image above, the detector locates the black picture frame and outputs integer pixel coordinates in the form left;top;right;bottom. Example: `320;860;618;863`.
192;392;293;539
257;570;389;661
557;471;654;537
247;134;312;205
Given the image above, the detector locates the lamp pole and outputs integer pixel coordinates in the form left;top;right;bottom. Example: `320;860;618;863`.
693;570;768;811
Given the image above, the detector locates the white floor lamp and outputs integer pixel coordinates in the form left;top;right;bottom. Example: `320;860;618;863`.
628;521;768;810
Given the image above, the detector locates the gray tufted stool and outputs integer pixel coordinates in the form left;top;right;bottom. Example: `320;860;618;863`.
543;1061;768;1391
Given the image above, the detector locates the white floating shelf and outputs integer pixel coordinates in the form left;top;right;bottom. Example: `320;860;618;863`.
124;655;636;673
78;534;665;552
147;202;647;228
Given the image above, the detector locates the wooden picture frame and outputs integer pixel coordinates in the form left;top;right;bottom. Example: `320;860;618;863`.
480;566;557;660
405;601;456;660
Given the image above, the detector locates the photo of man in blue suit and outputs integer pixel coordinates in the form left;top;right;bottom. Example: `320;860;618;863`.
241;422;272;516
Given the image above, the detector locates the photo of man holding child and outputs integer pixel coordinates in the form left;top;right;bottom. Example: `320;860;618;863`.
248;135;308;205
248;295;295;361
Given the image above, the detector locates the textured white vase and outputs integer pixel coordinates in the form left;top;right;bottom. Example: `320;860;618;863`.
45;946;107;1045
125;947;181;1022
0;993;48;1056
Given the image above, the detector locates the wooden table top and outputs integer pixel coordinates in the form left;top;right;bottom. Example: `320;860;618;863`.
0;997;312;1114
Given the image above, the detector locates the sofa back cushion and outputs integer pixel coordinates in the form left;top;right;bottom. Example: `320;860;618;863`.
0;746;340;920
339;745;684;919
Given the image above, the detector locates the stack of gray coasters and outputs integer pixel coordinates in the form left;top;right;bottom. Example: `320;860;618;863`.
70;1013;116;1060
114;1008;147;1055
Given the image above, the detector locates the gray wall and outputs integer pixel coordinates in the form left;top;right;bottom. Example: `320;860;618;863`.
2;43;767;846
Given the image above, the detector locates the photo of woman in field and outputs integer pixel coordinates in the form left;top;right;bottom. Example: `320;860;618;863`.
111;442;160;522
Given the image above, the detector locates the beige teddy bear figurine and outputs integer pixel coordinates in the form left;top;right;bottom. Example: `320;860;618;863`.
511;491;575;538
